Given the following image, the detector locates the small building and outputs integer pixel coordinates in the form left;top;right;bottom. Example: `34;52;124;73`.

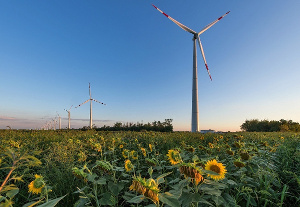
200;129;215;134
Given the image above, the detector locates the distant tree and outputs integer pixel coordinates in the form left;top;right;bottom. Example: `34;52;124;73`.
91;119;173;132
240;119;260;132
241;119;300;132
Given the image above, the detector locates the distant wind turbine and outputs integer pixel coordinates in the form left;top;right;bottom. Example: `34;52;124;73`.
152;5;230;132
56;111;61;130
75;83;106;129
64;105;73;129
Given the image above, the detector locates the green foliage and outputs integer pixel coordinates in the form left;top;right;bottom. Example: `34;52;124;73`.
241;119;300;132
82;119;174;132
0;130;299;206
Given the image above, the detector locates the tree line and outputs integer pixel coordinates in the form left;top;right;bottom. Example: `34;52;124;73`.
240;119;300;132
80;119;173;132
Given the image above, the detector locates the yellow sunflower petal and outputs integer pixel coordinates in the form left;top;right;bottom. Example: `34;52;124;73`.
205;159;227;181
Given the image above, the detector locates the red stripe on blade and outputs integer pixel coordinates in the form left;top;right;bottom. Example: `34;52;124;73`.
163;12;169;17
218;16;223;20
152;4;157;9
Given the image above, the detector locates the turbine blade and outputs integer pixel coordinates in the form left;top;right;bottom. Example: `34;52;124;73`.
197;36;212;81
152;4;196;34
75;100;90;108
92;99;106;105
69;105;73;111
198;11;230;35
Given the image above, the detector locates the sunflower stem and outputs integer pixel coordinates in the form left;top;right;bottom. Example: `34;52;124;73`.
0;161;16;193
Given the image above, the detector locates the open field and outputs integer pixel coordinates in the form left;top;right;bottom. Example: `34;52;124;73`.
0;130;299;207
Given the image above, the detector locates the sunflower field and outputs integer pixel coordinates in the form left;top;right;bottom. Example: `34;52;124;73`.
0;130;299;207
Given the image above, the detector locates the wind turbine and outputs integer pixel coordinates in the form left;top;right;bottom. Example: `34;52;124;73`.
56;112;61;130
75;83;106;129
64;105;73;129
152;5;230;132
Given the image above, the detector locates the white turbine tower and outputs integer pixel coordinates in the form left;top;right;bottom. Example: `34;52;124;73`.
64;105;73;129
75;83;106;129
152;5;230;132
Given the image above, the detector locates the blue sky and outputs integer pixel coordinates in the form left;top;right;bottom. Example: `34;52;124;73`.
1;0;300;131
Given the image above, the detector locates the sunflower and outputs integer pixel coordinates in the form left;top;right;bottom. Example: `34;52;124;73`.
234;141;243;148
72;167;88;182
149;144;153;152
145;158;157;166
119;144;124;149
93;143;102;152
125;159;133;172
234;160;246;168
28;175;45;194
179;163;203;185
198;145;206;150
226;149;234;156
96;160;113;173
130;179;146;195
129;176;159;204
167;149;182;165
240;151;251;160
122;149;130;159
131;150;138;160
208;143;214;149
185;146;195;153
205;159;227;181
77;151;87;162
140;147;147;157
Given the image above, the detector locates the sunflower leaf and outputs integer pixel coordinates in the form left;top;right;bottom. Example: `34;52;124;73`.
126;195;144;204
159;192;180;207
36;195;66;207
6;188;19;199
156;172;172;184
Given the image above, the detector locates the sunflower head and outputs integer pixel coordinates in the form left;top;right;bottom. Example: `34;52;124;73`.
149;144;153;152
145;158;158;167
93;143;102;152
122;149;130;159
125;159;133;172
208;143;214;149
77;151;87;162
28;175;45;194
234;160;246;168
140;148;147;157
96;160;113;173
130;150;138;160
226;149;234;156
198;145;206;150
130;178;146;195
179;163;203;185
129;176;159;204
72;167;88;182
240;151;251;160
185;146;195;153
167;149;182;165
205;159;227;181
234;141;243;148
